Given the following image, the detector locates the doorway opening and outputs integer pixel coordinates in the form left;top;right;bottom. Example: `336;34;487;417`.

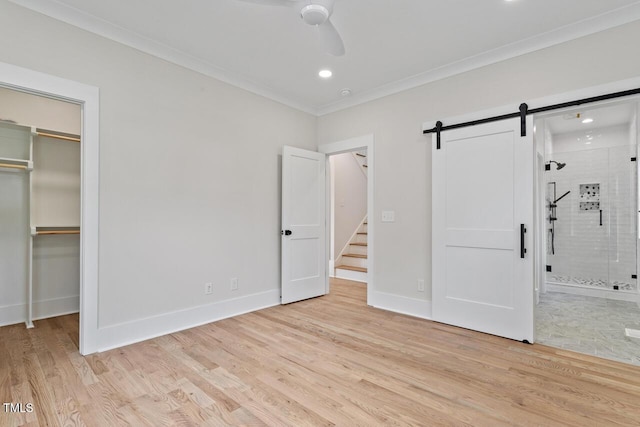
329;149;368;284
0;87;81;343
534;98;640;366
319;134;374;305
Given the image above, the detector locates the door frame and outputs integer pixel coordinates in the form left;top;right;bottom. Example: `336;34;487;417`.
319;134;374;304
0;61;100;355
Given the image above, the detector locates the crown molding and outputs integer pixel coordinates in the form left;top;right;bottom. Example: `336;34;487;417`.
8;0;319;115
10;0;640;118
317;2;640;116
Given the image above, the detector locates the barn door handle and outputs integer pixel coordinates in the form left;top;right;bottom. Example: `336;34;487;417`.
281;230;292;236
520;224;527;259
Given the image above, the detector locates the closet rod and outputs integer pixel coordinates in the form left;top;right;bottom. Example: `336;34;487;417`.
0;162;27;170
36;131;81;143
36;230;80;235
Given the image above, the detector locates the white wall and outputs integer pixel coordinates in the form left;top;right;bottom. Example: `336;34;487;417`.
0;126;29;325
331;153;367;261
0;0;316;344
33;135;81;226
317;20;640;309
0;123;30;326
0;86;80;134
33;134;81;321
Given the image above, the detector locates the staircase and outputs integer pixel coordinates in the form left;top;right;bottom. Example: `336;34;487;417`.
353;150;368;175
335;218;368;282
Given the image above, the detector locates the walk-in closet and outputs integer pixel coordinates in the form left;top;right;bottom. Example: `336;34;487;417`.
0;87;81;334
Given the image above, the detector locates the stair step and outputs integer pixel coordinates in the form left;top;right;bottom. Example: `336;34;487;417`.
350;242;367;246
357;232;367;235
336;265;367;273
343;253;367;259
356;153;366;157
363;164;368;168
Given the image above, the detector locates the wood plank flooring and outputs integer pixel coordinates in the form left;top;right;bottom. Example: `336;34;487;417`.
2;278;640;426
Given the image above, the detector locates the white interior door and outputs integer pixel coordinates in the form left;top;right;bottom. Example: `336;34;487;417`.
281;146;327;304
432;117;534;342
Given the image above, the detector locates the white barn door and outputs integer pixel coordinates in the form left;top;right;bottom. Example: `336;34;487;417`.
281;146;327;304
432;117;534;342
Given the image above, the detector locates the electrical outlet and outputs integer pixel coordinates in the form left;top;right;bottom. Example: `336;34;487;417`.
205;282;213;295
230;277;238;291
417;279;425;292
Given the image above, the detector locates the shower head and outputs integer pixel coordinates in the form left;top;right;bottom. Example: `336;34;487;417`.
547;160;567;170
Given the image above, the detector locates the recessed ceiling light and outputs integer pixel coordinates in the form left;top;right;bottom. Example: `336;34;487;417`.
319;69;332;79
582;118;594;124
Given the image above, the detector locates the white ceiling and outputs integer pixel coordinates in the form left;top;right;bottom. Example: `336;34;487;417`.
10;0;640;115
545;102;636;135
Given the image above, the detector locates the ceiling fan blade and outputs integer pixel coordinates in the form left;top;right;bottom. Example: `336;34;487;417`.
236;0;295;7
318;19;345;56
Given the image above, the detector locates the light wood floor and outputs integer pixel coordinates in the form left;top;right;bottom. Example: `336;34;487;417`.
2;278;640;426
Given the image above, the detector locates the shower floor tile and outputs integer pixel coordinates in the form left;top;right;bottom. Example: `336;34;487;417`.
536;291;640;366
548;275;637;291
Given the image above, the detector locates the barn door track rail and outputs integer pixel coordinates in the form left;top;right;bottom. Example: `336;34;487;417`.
424;87;640;149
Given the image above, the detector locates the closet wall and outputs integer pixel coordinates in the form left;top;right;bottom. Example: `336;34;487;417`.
0;87;80;327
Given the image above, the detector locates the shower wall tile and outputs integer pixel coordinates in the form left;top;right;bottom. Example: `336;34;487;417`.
546;125;637;291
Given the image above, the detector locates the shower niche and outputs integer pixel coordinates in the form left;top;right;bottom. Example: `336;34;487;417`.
542;102;639;296
579;183;600;211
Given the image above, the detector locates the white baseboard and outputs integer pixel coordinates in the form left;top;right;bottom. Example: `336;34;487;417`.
0;303;26;327
335;268;367;283
546;283;639;302
370;291;432;320
0;295;79;327
33;295;79;320
96;289;280;352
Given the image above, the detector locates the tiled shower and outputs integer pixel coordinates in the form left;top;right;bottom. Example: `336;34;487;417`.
545;122;638;296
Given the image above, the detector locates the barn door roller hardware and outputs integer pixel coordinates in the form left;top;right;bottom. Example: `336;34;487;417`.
425;87;640;149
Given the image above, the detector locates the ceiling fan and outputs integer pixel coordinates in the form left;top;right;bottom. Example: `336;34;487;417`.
237;0;345;56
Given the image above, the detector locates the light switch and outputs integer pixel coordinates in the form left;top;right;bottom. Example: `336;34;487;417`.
382;211;395;222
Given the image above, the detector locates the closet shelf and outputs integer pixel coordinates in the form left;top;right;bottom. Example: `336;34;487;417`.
0;157;33;171
36;128;81;143
31;226;80;236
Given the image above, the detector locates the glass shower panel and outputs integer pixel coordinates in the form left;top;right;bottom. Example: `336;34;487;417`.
546;148;609;287
607;145;638;291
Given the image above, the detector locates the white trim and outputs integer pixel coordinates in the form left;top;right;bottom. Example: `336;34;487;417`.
95;289;279;353
8;0;315;116
11;0;640;117
422;76;640;132
0;61;100;355
33;295;79;320
319;4;640;115
0;304;25;327
334;268;367;283
0;295;79;327
319;134;374;304
370;291;432;320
